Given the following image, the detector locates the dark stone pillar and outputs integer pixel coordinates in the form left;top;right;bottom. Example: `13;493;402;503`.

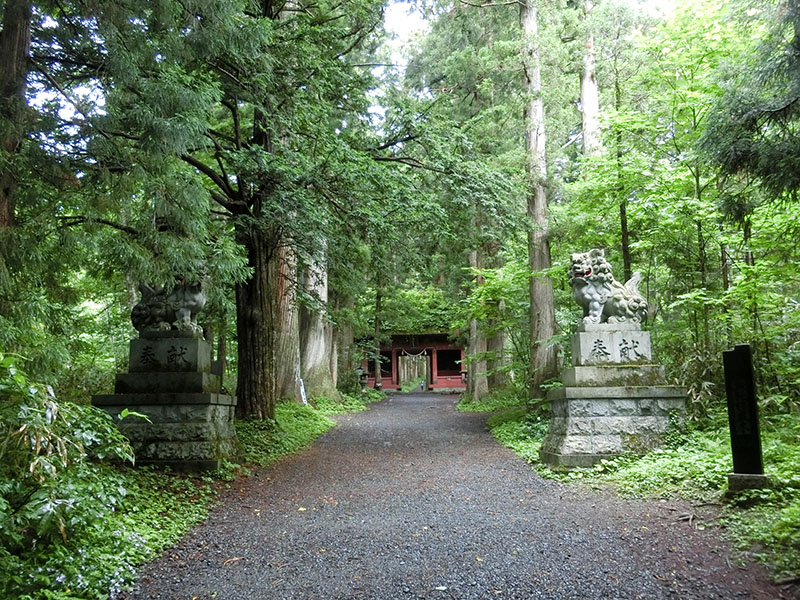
722;344;769;491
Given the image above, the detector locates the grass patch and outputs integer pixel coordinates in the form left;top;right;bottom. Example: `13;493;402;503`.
235;401;337;466
487;406;548;463
312;390;384;415
457;387;528;413
487;406;800;581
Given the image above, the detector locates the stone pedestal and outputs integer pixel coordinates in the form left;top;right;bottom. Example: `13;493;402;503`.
540;323;686;468
93;332;238;471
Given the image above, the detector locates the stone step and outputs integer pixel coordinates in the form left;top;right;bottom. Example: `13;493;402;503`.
114;371;221;394
93;392;236;407
548;385;687;401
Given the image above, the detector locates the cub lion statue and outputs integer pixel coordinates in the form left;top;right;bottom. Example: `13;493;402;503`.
131;279;206;334
568;248;648;324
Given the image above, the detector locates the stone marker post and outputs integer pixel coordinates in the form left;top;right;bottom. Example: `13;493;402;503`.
723;344;769;491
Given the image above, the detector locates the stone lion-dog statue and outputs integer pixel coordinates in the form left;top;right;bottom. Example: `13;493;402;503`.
131;278;207;334
568;248;648;324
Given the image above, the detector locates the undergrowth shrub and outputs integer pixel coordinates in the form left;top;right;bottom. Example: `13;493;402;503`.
0;350;137;598
487;407;548;463
236;402;336;466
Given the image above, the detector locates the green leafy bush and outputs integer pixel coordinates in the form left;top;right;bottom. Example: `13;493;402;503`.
313;390;385;415
0;350;139;598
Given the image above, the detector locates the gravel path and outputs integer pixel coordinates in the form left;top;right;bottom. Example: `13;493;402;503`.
125;393;787;600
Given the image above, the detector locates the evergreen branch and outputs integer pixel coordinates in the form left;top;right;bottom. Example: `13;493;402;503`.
373;134;418;152
210;190;250;216
180;153;238;204
208;61;248;90
221;99;243;150
58;216;139;235
458;0;522;7
204;132;237;199
336;20;381;60
206;128;237;146
372;156;444;172
30;60;111;140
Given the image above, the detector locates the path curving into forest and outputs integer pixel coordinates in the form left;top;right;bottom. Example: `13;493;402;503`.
124;393;786;600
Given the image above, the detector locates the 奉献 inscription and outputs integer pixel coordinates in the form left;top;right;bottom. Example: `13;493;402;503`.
589;339;611;360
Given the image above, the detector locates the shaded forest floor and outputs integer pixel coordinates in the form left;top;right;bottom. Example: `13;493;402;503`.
123;393;789;600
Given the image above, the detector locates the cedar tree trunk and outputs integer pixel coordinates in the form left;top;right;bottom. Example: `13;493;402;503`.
521;0;558;399
273;242;302;401
235;226;276;420
0;0;31;228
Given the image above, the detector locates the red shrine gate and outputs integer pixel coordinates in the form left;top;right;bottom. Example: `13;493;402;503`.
364;334;466;392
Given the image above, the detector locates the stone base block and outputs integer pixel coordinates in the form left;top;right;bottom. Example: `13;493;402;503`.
539;449;618;469
540;386;686;468
573;330;652;366
727;473;770;492
93;393;238;471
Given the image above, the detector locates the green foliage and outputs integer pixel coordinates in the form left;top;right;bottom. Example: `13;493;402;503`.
235;402;336;467
313;391;382;415
0;352;134;550
367;284;461;335
400;377;425;393
457;386;528;413
0;351;160;600
701;0;800;201
486;407;549;464
0;465;216;600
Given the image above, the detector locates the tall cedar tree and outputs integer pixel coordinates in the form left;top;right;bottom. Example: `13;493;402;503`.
26;0;384;418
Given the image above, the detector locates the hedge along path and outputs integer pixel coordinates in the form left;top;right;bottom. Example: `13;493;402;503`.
124;393;786;600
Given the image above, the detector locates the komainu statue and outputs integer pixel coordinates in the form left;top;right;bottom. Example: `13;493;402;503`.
131;279;207;334
568;248;648;324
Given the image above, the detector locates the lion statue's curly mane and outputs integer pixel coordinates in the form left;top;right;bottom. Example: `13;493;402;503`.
131;279;206;334
568;248;648;324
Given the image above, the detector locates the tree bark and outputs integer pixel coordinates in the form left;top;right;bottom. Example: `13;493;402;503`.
486;301;509;390
0;0;31;228
373;287;383;391
335;292;355;375
467;250;489;402
521;0;558;399
613;54;632;282
235;226;276;420
579;1;601;157
273;243;302;401
300;245;339;401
